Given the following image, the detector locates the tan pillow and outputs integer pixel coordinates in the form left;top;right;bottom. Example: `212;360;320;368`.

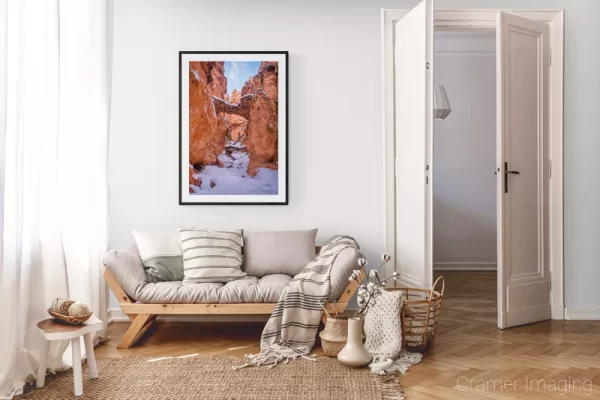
243;229;318;277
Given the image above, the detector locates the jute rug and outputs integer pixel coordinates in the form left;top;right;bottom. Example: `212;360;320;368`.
19;357;405;399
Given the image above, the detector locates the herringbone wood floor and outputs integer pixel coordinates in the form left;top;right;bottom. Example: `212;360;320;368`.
97;272;600;398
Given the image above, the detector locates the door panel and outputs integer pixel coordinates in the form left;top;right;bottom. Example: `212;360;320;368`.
497;11;550;328
394;0;434;289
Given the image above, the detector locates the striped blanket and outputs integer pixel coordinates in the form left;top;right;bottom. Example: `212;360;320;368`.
237;235;360;368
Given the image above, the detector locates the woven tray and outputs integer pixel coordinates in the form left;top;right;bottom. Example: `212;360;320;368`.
48;308;92;325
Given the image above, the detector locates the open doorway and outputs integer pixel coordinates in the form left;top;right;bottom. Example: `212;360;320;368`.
432;30;497;312
382;7;564;329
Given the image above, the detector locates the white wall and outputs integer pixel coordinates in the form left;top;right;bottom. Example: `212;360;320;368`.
110;0;600;313
108;0;401;309
433;32;496;267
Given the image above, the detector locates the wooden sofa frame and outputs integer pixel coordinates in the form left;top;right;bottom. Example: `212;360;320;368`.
104;267;366;349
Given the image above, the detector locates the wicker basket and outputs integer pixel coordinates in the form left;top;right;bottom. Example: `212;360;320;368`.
386;276;445;351
319;315;349;357
48;308;93;325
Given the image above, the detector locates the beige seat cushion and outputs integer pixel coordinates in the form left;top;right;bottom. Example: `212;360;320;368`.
103;245;362;303
132;274;291;304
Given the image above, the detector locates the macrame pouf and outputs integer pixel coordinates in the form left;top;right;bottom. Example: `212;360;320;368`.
363;288;422;375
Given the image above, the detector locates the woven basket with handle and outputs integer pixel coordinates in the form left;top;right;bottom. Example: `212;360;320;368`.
319;315;349;357
386;276;445;351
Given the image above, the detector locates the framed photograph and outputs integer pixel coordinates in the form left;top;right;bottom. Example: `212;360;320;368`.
179;51;288;205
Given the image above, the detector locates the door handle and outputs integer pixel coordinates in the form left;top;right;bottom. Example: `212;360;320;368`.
504;162;520;193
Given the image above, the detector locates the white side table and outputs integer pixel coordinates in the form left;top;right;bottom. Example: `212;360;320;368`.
37;316;103;397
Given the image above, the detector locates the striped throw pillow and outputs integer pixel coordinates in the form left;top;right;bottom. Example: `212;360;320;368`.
178;228;247;284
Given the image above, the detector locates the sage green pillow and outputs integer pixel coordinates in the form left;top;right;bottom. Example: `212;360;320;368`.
132;230;184;282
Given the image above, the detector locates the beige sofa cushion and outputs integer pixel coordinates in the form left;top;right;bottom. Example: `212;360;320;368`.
132;274;290;304
328;246;362;301
243;229;317;277
102;239;362;303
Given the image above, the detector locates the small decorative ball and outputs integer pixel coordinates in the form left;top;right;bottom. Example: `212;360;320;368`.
51;297;69;309
68;302;90;316
51;297;75;314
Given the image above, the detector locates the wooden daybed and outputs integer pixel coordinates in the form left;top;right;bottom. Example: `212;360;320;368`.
103;246;365;349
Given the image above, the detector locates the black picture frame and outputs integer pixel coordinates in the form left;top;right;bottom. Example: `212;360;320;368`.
179;51;288;205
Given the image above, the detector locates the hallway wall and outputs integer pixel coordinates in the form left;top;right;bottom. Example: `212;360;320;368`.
433;32;497;269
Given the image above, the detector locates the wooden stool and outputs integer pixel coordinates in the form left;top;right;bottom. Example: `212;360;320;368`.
37;316;103;397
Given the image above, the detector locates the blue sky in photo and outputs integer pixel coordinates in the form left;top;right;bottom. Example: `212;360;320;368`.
224;61;261;97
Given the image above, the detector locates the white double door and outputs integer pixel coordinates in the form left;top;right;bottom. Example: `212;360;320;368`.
394;1;551;329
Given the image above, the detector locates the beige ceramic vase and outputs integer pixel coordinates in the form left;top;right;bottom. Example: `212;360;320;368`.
337;316;372;367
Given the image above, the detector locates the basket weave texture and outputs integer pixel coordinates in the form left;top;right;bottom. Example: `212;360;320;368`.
319;315;349;357
47;308;93;325
386;276;445;351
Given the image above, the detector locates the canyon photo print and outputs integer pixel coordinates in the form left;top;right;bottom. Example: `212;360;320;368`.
179;52;288;205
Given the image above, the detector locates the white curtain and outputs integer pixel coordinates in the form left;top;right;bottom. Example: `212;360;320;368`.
0;1;112;398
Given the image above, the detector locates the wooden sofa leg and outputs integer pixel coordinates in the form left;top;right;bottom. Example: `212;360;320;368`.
321;314;327;324
117;314;156;349
319;268;366;325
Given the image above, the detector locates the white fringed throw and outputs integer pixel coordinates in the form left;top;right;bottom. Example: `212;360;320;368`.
236;236;360;369
363;288;423;375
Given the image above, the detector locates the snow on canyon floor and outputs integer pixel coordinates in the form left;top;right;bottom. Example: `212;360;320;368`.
190;144;278;195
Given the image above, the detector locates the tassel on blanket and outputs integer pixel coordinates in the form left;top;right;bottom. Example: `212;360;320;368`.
234;344;316;370
381;376;407;400
369;350;423;376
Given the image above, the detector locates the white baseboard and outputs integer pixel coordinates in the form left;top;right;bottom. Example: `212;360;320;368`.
565;307;600;320
108;308;271;323
434;262;497;271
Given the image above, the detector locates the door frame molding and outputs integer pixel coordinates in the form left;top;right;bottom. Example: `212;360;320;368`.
382;8;565;319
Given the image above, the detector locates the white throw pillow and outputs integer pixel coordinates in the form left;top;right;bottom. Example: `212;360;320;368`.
132;230;184;282
178;228;247;284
